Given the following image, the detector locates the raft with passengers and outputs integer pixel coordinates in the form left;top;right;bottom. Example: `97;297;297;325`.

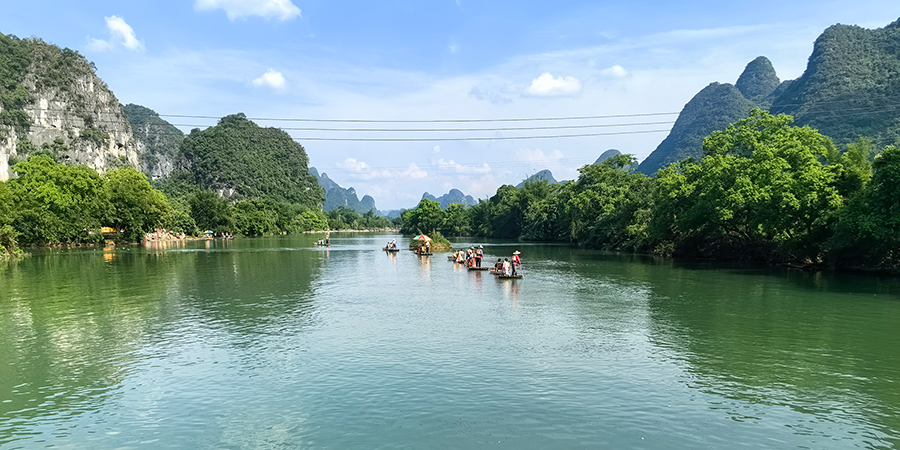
492;251;523;279
383;238;400;252
451;245;523;278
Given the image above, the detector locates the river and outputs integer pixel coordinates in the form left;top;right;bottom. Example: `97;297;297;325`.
1;233;898;449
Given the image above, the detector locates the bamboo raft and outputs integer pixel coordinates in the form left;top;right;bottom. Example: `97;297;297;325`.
417;252;433;256
468;266;490;271
383;247;400;252
498;274;523;279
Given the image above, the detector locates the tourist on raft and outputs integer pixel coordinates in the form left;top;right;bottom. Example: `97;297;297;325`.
475;245;484;267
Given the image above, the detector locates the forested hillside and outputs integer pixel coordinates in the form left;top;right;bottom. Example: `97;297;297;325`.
639;18;900;174
179;113;323;208
124;104;183;179
770;19;900;147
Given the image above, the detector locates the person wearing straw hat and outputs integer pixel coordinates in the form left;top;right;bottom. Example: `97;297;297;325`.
475;245;484;267
512;251;521;276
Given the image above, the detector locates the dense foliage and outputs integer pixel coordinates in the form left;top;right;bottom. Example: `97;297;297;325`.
638;82;758;174
0;33;34;135
180;113;324;208
397;110;898;272
771;20;900;149
0;156;170;247
640;20;900;175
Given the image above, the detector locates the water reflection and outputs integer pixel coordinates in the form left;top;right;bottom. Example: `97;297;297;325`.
0;237;325;446
641;260;900;447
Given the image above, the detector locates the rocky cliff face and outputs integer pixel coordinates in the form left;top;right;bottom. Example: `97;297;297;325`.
0;36;140;181
124;104;183;179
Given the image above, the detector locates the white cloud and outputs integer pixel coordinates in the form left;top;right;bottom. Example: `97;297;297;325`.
524;73;582;96
252;68;286;89
334;159;427;180
85;16;144;53
336;158;370;171
516;148;564;164
400;163;428;179
195;0;302;21
433;158;491;174
432;146;441;154
600;65;629;77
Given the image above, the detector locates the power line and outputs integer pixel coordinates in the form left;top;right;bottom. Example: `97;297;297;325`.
158;111;682;123
193;120;677;133
286;129;671;142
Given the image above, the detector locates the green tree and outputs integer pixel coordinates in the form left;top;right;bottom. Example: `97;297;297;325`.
232;199;278;236
8;155;109;245
652;110;843;261
105;167;170;241
188;190;232;232
830;145;900;269
295;210;328;231
487;185;522;238
400;198;444;234
441;203;470;236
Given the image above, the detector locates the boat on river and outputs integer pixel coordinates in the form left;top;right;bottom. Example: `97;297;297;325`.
468;266;489;271
417;252;433;256
498;274;523;279
383;247;400;252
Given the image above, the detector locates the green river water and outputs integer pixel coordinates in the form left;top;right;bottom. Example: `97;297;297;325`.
1;233;899;449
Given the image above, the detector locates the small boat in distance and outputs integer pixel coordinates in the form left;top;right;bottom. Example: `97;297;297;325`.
383;247;400;252
468;266;489;271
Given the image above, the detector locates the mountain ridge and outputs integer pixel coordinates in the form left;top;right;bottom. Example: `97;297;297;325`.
638;18;900;174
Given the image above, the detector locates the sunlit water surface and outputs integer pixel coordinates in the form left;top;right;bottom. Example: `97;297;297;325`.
1;233;899;449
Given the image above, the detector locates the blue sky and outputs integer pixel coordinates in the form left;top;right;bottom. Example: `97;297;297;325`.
3;1;899;209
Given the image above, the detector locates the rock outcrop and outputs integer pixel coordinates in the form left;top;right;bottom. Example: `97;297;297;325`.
0;35;140;181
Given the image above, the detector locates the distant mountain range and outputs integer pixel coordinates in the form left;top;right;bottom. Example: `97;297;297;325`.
638;18;900;174
309;167;378;214
516;169;559;188
423;189;478;208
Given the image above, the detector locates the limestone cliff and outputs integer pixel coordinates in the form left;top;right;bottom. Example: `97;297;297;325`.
0;34;140;181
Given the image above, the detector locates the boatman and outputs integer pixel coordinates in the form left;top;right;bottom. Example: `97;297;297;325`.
512;251;521;276
475;245;484;267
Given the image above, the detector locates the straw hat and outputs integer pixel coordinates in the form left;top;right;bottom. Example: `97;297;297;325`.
479;245;483;248
513;251;521;255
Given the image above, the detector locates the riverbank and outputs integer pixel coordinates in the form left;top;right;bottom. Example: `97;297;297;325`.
305;228;399;233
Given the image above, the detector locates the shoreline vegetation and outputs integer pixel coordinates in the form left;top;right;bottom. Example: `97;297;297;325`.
3;110;899;275
399;110;900;275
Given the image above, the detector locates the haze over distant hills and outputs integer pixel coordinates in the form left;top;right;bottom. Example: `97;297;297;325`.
638;18;900;174
423;189;478;208
309;167;378;214
516;169;559;188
